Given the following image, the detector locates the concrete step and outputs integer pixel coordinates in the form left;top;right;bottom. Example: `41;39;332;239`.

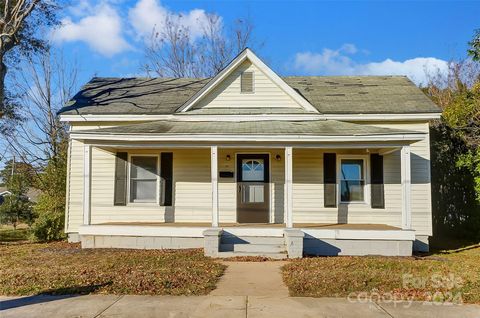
219;243;286;253
221;236;285;245
217;251;287;259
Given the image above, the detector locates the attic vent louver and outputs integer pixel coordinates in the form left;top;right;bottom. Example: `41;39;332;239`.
241;71;254;93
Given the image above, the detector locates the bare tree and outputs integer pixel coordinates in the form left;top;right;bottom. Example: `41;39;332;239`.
0;0;58;116
142;13;257;78
7;48;77;171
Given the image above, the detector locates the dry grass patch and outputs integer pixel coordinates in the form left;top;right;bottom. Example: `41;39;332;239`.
0;242;226;296
0;224;30;243
282;246;480;304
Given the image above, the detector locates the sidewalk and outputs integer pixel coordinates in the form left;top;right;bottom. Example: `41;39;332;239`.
1;294;479;318
1;261;479;317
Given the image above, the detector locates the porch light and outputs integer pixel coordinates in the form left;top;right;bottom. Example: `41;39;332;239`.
275;154;281;161
226;155;231;161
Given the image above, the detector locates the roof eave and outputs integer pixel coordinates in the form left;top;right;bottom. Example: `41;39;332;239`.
59;112;441;122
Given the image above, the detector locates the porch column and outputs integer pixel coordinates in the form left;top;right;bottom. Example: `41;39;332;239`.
211;146;219;227
83;144;91;225
285;147;293;228
401;145;412;229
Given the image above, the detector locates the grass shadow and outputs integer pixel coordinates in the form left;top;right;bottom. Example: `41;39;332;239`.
0;282;112;311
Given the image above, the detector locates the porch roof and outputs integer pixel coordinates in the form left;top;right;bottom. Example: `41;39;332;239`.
72;119;422;139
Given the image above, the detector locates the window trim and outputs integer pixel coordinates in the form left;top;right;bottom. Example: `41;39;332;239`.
336;154;370;205
240;70;255;94
127;153;160;205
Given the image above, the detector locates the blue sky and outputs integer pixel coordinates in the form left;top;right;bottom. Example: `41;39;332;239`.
52;0;479;87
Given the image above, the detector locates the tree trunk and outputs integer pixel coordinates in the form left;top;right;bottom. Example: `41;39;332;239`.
0;57;6;118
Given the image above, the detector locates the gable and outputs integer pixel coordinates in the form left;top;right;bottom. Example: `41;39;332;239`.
193;60;303;110
178;48;318;113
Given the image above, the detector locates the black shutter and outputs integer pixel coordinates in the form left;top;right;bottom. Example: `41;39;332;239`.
160;152;173;206
114;152;128;206
371;153;385;209
323;153;337;208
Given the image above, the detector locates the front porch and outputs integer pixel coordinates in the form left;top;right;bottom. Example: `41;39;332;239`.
69;119;429;257
78;222;415;258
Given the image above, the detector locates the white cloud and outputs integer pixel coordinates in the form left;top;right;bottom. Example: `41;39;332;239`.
128;0;218;41
292;44;449;86
52;3;130;57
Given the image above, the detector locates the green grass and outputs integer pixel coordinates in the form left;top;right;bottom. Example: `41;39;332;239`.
0;225;30;242
282;244;480;304
0;242;226;296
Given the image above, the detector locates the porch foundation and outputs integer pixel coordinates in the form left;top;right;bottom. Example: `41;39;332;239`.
67;233;80;243
303;238;413;256
78;224;415;257
80;235;203;249
413;235;430;253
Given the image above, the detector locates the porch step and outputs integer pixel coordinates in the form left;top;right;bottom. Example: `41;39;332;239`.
221;236;285;245
217;251;287;260
220;243;286;253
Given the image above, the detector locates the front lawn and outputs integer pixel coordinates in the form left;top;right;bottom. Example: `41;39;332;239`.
0;224;30;242
282;245;480;304
0;242;226;296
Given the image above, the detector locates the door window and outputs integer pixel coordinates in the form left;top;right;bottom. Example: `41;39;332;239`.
241;159;265;181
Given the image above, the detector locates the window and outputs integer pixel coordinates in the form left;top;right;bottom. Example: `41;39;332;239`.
340;159;365;202
241;71;254;93
130;156;158;203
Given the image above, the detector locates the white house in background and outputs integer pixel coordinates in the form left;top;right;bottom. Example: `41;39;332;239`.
0;187;40;205
58;49;441;258
0;189;12;205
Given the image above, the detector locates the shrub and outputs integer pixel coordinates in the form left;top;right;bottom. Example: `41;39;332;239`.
30;210;65;242
31;145;67;242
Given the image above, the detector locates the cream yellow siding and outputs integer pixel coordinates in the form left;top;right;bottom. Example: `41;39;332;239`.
65;121;432;237
65;139;84;232
291;122;432;236
194;60;303;109
370;122;432;236
88;148;212;226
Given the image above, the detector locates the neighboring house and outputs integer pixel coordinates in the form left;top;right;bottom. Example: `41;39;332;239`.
58;49;441;258
0;188;11;205
0;187;40;206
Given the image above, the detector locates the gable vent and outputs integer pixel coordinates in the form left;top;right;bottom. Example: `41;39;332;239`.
241;71;254;93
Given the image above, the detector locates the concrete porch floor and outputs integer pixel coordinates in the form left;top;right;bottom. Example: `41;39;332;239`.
98;222;401;231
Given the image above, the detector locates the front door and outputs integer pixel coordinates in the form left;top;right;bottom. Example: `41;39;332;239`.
236;154;270;223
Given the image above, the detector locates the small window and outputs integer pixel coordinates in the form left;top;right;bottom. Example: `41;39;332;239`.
130;156;158;203
241;71;254;93
340;159;365;202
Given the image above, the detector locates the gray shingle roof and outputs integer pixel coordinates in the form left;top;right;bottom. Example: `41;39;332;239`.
59;76;440;116
60;77;209;115
284;76;440;114
77;120;420;136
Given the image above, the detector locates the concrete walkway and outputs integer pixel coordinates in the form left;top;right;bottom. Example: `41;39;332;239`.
1;294;479;317
210;261;289;296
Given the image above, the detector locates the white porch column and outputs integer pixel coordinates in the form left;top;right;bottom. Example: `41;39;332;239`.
401;145;412;229
83;144;91;225
285;147;293;228
211;146;219;227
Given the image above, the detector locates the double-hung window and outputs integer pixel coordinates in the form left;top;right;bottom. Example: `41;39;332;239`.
130;156;158;203
340;159;365;203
